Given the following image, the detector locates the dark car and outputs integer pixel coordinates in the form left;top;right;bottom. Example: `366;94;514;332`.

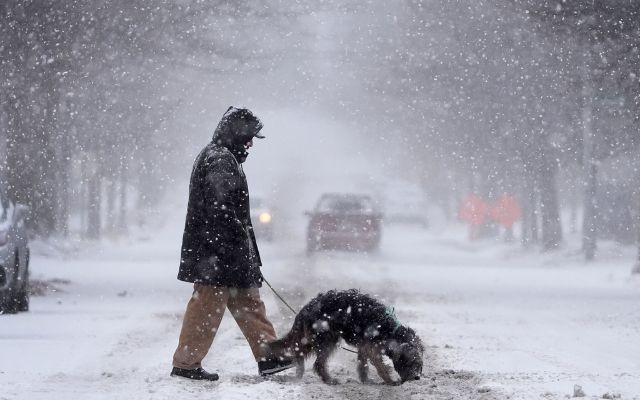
0;189;30;314
250;196;275;242
305;193;382;254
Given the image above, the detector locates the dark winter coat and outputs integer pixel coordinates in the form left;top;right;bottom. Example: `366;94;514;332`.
177;107;264;288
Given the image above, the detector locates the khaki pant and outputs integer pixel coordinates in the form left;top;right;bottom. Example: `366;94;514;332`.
172;284;277;369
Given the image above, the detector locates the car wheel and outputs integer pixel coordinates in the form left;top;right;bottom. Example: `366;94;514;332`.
0;293;18;315
0;298;17;314
15;251;29;312
2;253;28;313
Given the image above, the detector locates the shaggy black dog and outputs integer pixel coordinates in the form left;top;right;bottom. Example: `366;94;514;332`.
267;289;424;385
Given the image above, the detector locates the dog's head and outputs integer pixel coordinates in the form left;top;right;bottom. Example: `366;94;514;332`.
387;327;424;383
390;342;423;383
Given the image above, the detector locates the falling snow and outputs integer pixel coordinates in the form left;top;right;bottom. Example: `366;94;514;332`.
1;1;640;399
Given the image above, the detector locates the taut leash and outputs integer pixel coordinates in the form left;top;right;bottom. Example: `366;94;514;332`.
262;277;298;315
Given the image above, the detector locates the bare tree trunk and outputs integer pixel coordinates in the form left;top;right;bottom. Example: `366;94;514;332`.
86;171;101;240
56;152;70;237
521;163;538;247
581;58;597;261
569;181;579;234
631;186;640;274
539;154;562;250
37;118;58;236
6;91;56;236
80;173;87;238
633;227;640;274
118;160;128;233
5;94;28;205
55;101;72;237
106;178;116;234
50;78;72;237
582;162;598;260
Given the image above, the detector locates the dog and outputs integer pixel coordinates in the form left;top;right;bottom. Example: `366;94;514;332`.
267;289;424;385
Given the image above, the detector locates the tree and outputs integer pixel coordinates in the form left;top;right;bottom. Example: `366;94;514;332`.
523;0;640;259
1;0;307;239
349;0;566;248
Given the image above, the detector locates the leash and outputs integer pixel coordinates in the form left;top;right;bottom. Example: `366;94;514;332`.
262;277;359;355
263;277;298;315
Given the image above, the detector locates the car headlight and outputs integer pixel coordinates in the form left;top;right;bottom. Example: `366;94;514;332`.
0;230;7;246
259;212;272;224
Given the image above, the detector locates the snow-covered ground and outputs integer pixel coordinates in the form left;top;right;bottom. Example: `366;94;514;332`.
1;210;639;400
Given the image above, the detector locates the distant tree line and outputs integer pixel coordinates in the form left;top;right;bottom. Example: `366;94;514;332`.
3;0;639;266
521;0;640;259
0;0;297;240
349;0;640;262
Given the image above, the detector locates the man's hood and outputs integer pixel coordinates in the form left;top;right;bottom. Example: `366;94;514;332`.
211;106;264;147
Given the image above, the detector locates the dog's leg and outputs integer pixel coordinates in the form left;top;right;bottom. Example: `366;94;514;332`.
369;348;399;385
313;342;339;385
357;346;370;383
295;357;305;379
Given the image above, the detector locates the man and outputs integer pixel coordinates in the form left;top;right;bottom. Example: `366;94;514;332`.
171;106;291;381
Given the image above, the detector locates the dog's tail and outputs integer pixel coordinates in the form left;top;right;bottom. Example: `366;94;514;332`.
267;314;309;359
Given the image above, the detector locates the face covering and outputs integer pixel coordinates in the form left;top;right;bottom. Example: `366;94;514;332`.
230;144;249;163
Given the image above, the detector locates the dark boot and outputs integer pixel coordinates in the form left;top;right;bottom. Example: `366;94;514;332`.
170;367;219;381
258;358;294;376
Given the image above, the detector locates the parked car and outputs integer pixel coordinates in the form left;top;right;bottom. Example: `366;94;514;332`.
0;189;30;314
382;182;429;228
305;193;382;254
250;196;275;242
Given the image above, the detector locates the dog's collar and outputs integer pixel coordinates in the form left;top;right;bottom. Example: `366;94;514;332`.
385;306;402;333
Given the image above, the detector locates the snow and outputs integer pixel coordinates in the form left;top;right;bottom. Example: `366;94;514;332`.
1;210;639;400
3;3;640;399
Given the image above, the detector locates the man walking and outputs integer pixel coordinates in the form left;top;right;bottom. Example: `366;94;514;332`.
171;107;291;381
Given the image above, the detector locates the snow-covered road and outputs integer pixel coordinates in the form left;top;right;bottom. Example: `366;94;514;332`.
1;218;639;399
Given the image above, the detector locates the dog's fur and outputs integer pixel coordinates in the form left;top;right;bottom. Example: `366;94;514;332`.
267;289;424;385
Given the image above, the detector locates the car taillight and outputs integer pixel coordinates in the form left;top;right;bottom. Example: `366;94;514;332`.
0;230;7;246
259;212;272;224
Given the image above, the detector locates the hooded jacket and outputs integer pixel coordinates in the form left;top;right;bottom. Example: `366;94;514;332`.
177;107;264;287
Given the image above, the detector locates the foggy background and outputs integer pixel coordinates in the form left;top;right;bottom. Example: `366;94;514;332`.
2;0;640;263
3;2;640;398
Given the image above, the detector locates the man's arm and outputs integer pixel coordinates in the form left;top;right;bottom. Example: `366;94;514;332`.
203;156;250;249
